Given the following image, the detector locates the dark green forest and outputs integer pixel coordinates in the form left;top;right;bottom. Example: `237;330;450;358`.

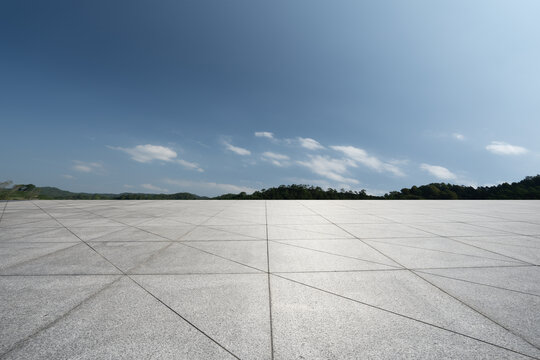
1;175;540;200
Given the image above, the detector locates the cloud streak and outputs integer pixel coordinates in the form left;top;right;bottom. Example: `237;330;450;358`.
331;145;404;176
486;141;528;155
297;155;359;184
262;151;290;167
164;178;256;195
72;161;103;174
109;144;203;172
420;163;456;180
223;141;251;156
141;183;168;193
254;131;274;139
298;137;324;150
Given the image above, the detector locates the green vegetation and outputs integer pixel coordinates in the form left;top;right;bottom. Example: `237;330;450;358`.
1;175;539;201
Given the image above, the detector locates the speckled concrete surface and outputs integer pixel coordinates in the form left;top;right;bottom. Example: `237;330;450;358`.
1;200;539;359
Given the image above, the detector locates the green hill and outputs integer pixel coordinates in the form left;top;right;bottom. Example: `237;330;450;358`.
1;175;539;200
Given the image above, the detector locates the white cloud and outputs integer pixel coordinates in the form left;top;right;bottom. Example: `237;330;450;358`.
298;137;324;150
420;163;457;180
453;133;465;141
297;155;359;184
72;161;103;173
223;141;251;156
62;174;75;179
255;131;274;139
262;151;290;167
164;178;256;195
141;183;168;193
175;159;204;172
109;144;203;171
486;141;528;155
331;145;404;176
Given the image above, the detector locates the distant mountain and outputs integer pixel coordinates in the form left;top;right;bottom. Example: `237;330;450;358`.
1;175;540;200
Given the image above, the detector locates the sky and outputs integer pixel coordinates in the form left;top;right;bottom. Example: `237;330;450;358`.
1;1;539;196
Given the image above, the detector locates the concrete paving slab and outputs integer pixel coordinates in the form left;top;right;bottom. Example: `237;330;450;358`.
186;241;268;272
270;275;536;359
271;239;402;268
0;227;79;243
133;274;272;360
268;241;397;272
267;224;353;240
0;243;79;271
131;242;258;274
1;277;237;360
2;200;540;359
0;275;120;354
419;270;540;348
280;271;539;355
364;239;526;269
0;243;121;275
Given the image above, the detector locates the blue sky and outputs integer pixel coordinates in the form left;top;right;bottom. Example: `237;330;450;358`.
1;1;539;196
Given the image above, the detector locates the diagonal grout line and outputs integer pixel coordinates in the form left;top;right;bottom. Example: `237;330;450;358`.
30;201;243;359
0;276;123;359
403;223;535;266
413;269;540;298
265;201;275;360
52;200;265;273
0;201;9;225
269;239;402;269
272;273;539;360
0;243;83;273
0;227;74;243
296;201;540;353
362;238;526;264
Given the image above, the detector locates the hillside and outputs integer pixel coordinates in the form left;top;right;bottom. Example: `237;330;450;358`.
1;175;539;200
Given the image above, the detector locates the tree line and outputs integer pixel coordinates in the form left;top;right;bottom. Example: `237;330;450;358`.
2;175;540;200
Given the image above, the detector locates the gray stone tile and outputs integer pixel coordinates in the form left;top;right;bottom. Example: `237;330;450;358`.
0;243;121;275
0;227;79;243
456;237;540;265
418;271;540;348
182;225;266;241
271;239;401;268
2;277;237;360
90;241;172;272
270;275;535;359
269;241;396;272
280;271;540;356
134;274;272;360
267;224;353;240
0;275;120;354
0;243;79;271
415;266;540;297
187;241;268;272
68;226;129;241
472;221;540;236
131;243;258;274
406;222;510;237
363;240;526;269
340;223;433;238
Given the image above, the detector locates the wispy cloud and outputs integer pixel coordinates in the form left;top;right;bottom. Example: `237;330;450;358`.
297;155;359;184
331;145;404;176
453;133;465;141
141;183;168;193
420;163;456;180
486;141;528;155
223;141;251;156
109;144;203;171
62;174;75;179
72;161;103;174
164;178;256;195
254;131;274;139
262;151;290;167
298;137;324;150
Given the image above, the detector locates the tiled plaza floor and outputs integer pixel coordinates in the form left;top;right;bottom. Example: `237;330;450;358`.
1;200;539;359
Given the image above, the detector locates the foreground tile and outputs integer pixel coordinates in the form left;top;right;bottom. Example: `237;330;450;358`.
1;277;237;360
271;275;537;359
134;274;272;360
